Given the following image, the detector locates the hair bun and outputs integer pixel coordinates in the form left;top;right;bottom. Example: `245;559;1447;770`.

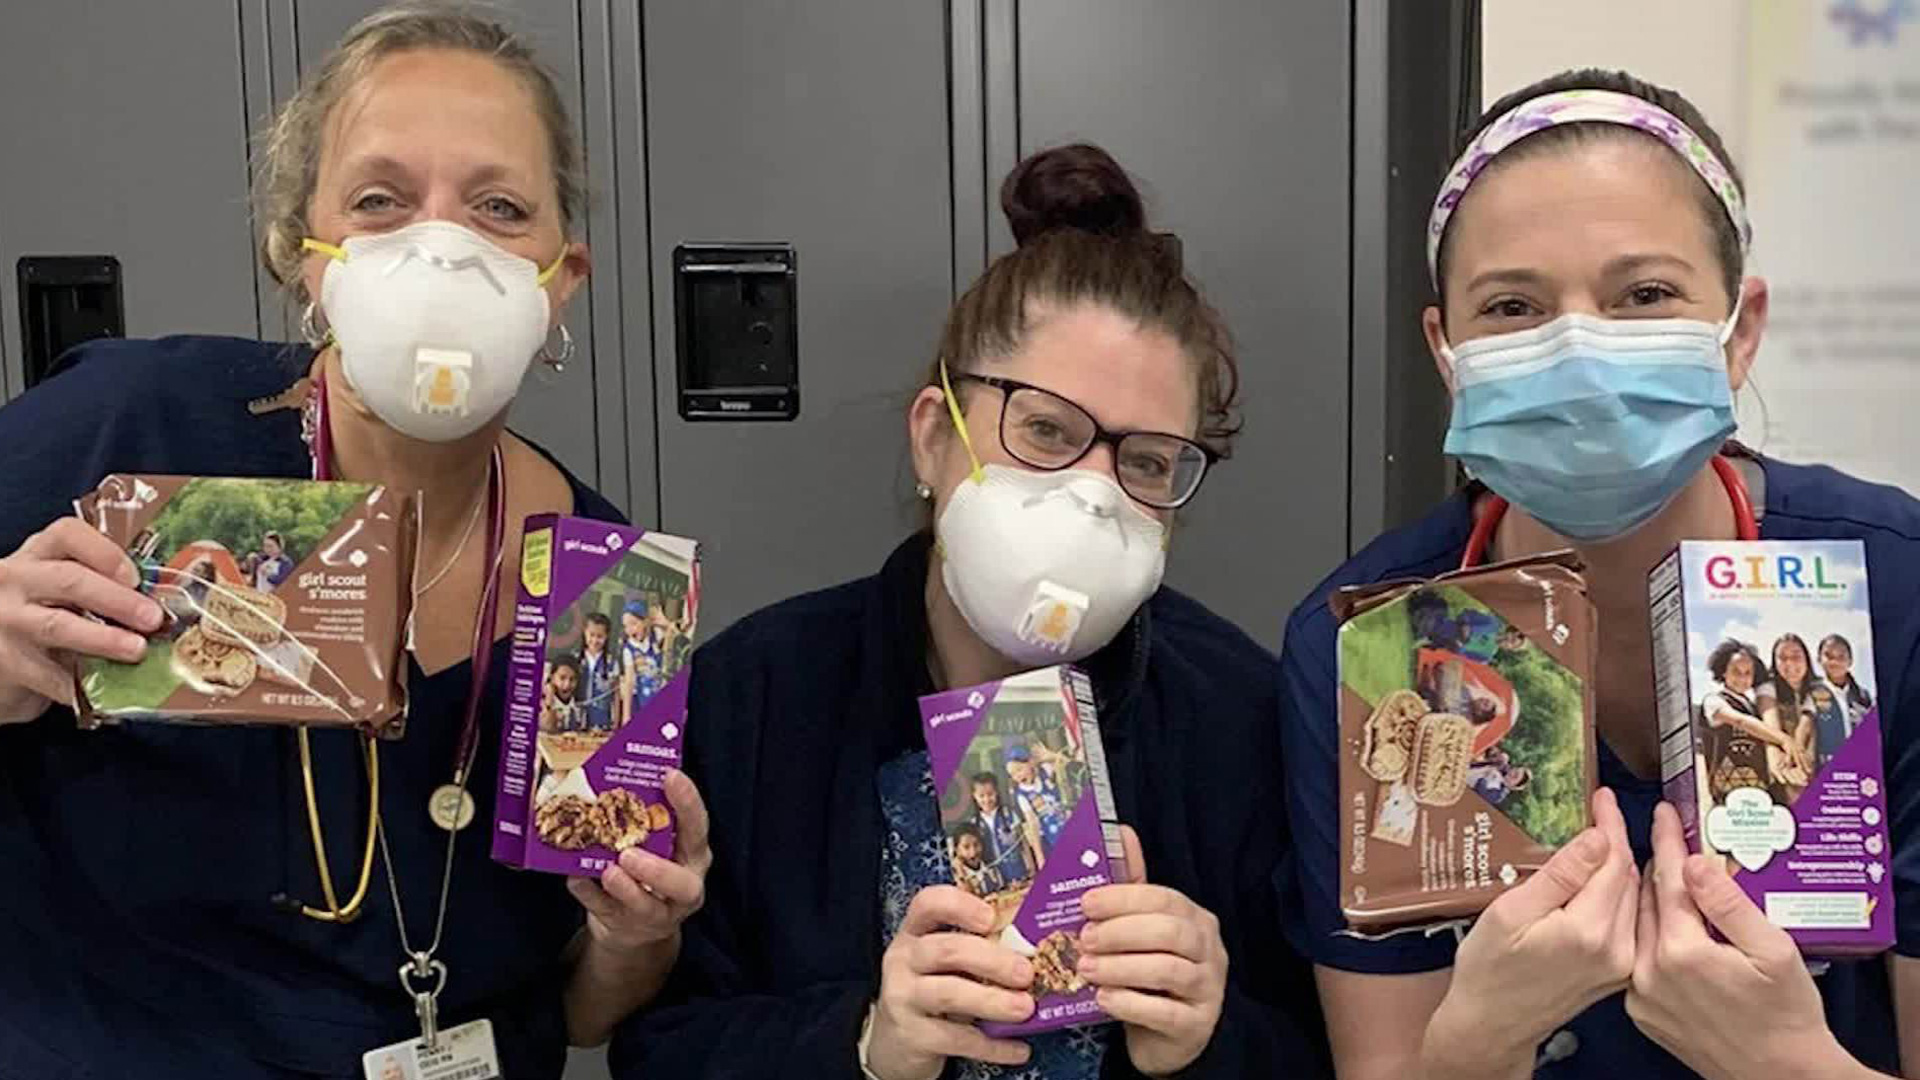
1001;143;1148;246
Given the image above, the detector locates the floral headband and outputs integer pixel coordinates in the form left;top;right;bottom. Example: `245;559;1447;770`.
1426;89;1751;286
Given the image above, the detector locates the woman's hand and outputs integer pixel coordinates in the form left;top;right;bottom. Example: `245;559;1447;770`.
563;769;713;1046
1424;788;1638;1076
1079;825;1228;1077
1624;802;1855;1080
866;886;1035;1080
0;519;162;724
567;770;712;953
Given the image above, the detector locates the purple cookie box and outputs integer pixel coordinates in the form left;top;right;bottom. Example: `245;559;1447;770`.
920;665;1124;1038
1650;541;1894;957
492;514;700;877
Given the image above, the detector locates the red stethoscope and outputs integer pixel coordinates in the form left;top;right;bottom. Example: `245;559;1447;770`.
1458;455;1761;570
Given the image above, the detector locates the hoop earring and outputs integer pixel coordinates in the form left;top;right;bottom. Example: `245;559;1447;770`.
538;323;575;372
300;302;330;348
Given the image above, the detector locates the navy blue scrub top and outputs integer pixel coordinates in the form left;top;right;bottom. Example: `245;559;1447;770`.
1277;452;1920;1077
0;338;622;1079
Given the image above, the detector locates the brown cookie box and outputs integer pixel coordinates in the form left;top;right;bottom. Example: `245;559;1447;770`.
1332;551;1599;932
72;475;415;734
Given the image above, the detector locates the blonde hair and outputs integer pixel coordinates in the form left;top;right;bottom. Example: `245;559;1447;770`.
253;1;584;305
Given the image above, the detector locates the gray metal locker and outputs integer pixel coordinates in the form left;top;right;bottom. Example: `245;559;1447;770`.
638;1;956;635
0;2;261;399
0;5;1480;1078
995;0;1356;649
277;0;636;504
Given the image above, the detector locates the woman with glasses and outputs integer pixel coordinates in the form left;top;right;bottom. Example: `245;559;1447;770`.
610;144;1328;1079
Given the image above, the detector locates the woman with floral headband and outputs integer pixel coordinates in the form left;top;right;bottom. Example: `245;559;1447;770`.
1279;69;1920;1079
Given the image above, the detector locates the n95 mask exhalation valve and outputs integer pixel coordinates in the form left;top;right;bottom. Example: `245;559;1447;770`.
307;221;560;443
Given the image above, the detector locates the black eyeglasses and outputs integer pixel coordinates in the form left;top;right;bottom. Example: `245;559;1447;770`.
949;373;1217;509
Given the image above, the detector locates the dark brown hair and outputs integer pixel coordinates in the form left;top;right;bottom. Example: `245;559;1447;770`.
1435;69;1746;305
928;143;1240;457
1708;638;1763;685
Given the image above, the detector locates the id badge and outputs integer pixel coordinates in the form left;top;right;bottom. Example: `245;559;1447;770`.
362;1019;501;1080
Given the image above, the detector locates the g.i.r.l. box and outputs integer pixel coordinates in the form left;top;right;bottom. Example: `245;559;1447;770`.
1650;540;1893;956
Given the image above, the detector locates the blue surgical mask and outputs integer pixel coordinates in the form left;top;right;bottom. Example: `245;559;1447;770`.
1441;306;1740;542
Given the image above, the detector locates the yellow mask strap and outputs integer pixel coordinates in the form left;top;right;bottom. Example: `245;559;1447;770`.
303;236;567;285
938;359;985;484
536;244;568;287
301;238;346;262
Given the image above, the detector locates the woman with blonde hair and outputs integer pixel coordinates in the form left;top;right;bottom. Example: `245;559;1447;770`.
0;5;707;1073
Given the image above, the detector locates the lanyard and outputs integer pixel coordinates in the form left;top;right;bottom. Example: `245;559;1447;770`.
1459;455;1760;570
306;371;508;1046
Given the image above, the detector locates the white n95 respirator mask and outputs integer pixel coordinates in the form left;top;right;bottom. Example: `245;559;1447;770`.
937;464;1167;667
305;221;563;442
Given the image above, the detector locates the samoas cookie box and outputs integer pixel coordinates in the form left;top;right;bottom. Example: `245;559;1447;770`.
492;515;700;875
919;665;1125;1036
1651;541;1894;956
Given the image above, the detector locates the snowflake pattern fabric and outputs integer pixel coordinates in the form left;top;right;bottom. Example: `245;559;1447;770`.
876;749;1108;1079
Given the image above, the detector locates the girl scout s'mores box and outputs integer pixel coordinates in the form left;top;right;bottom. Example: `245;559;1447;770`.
73;475;415;734
1332;553;1598;932
919;665;1125;1036
1650;541;1894;956
493;515;700;876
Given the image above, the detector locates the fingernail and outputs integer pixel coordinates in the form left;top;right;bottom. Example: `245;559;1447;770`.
120;633;148;663
1078;925;1099;950
1077;956;1098;977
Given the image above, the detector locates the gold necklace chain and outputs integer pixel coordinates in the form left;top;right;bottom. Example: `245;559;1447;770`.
414;488;487;598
